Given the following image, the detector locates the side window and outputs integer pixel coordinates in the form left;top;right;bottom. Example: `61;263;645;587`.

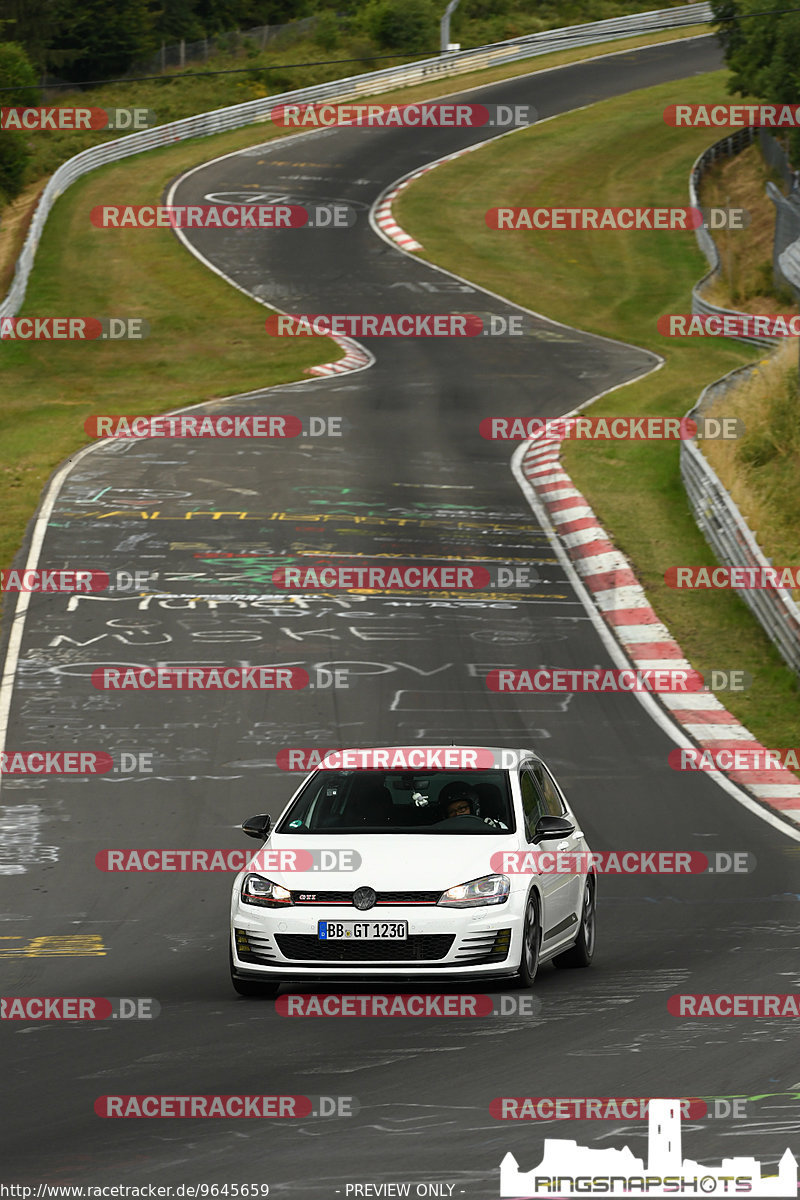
520;769;547;840
533;763;564;817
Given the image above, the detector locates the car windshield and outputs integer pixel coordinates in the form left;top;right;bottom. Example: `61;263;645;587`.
276;770;516;834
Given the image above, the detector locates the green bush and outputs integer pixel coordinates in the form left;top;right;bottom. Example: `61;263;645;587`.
0;41;39;203
360;0;438;54
314;10;341;50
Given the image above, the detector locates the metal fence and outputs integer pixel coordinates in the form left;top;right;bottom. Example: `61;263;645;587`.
684;130;800;677
133;17;316;75
687;126;779;346
0;2;713;319
681;371;800;676
766;181;800;299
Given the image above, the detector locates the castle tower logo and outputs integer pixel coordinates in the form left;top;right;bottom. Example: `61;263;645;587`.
500;1098;797;1196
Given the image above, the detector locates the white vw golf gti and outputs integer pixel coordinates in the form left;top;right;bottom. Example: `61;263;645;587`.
229;746;596;995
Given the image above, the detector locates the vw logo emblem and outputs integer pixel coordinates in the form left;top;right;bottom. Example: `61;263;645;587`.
353;886;376;911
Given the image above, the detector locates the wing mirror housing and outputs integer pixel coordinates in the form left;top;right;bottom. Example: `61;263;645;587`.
533;814;575;843
242;814;271;840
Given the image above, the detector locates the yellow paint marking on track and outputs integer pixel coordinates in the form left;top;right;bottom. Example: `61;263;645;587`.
0;935;106;958
58;511;544;532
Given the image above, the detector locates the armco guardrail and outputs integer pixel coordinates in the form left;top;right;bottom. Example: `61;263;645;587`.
681;371;800;677
684;133;800;675
0;3;712;320
687;126;778;347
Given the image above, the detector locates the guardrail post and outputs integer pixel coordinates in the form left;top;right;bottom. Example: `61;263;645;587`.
441;0;462;54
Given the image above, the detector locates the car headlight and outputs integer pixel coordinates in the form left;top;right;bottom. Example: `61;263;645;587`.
240;873;293;908
437;874;509;907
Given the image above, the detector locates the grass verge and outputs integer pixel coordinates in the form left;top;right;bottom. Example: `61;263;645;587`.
698;141;796;312
395;70;800;745
703;341;800;600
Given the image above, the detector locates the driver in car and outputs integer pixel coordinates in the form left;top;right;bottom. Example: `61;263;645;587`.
441;782;507;828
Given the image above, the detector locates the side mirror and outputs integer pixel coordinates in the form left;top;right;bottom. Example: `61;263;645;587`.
242;814;271;840
533;814;575;843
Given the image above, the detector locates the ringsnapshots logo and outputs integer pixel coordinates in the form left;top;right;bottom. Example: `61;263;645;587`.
95;848;362;872
480;416;743;440
270;102;535;128
1;997;158;1019
0;317;148;340
498;1097;797;1196
275;994;540;1018
0;107;156;131
90;204;356;229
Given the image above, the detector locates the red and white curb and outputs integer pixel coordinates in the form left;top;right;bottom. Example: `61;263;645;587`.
306;335;372;377
522;433;800;828
373;175;425;252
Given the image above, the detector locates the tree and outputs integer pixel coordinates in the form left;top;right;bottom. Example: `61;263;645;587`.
361;0;438;53
0;40;40;202
0;0;58;70
45;0;157;82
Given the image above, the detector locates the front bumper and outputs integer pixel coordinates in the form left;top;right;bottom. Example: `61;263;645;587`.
231;900;523;980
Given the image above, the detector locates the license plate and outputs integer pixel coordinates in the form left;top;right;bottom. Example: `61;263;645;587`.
318;920;408;940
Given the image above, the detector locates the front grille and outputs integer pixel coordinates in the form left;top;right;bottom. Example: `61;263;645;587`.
291;890;442;906
275;934;455;962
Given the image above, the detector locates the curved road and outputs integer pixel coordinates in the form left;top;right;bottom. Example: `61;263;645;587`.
2;33;798;1197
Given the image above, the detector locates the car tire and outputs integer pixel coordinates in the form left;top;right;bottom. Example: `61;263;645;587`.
510;892;541;988
553;875;596;969
229;947;281;998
